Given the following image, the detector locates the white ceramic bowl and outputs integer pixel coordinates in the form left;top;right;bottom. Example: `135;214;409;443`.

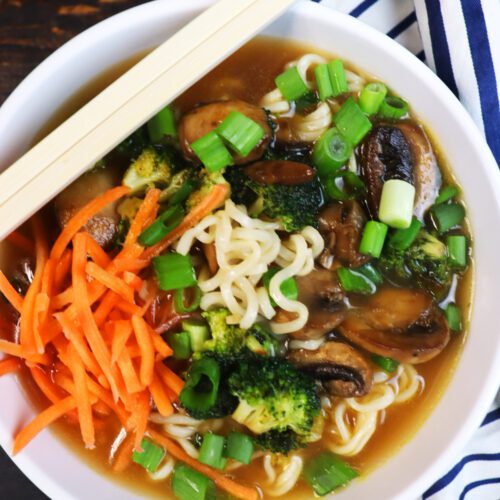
1;1;500;499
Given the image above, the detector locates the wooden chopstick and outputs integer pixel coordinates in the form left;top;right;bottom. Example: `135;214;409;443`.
0;0;295;240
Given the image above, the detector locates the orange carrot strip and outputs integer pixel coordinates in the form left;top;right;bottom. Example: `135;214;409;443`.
93;291;120;328
0;340;49;365
148;429;259;500
111;320;133;365
150;330;173;361
0;271;23;312
115;300;143;316
51;186;129;261
0;357;22;376
113;433;135;472
155;362;184;396
123;271;143;292
51;288;74;309
84;377;129;427
40;318;63;346
6;231;35;254
71;234;117;398
117;348;143;394
53;249;73;292
143;183;229;260
67;344;95;448
85;234;111;268
29;366;64;403
86;261;135;303
149;374;173;417
125;188;161;247
33;292;50;353
41;258;56;297
203;243;218;275
131;315;155;386
13;396;77;455
132;391;150;451
112;258;149;273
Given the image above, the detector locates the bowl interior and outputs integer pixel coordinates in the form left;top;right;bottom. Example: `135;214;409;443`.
1;1;500;499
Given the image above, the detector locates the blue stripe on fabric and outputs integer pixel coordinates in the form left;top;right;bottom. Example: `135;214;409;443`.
460;0;500;164
459;477;500;500
481;407;500;427
423;0;459;97
386;11;417;39
416;49;426;62
423;453;500;498
350;0;378;17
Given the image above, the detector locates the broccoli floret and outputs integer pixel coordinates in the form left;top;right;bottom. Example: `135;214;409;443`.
159;169;195;204
244;323;281;357
200;308;246;355
225;168;324;232
255;429;304;455
122;146;172;193
229;356;320;442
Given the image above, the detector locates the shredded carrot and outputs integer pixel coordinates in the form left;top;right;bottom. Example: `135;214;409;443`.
51;186;129;261
86;261;135;303
54;249;73;292
155;362;184;396
6;230;35;254
148;429;259;500
112;433;136;472
115;300;143;316
111;320;133;365
203;242;218;275
143;183;229;259
150;330;173;360
131;391;150;451
0;271;23;312
0;340;50;365
117;349;143;394
149;374;173;417
0;357;22;376
29;366;64;403
93;291;121;328
32;292;50;353
41;258;56;297
85;234;111;268
125;188;161;247
13;396;77;455
131;315;155;386
123;271;143;292
112;258;149;273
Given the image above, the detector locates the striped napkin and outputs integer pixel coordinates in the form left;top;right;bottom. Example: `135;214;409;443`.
312;0;500;498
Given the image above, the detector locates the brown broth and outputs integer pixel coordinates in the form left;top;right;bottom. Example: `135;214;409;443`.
2;36;474;499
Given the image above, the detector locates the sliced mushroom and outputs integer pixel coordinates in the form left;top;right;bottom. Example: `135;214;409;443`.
338;287;450;364
178;100;272;164
54;166;121;248
290;269;346;340
318;201;370;268
359;123;441;219
288;341;373;397
244;160;316;185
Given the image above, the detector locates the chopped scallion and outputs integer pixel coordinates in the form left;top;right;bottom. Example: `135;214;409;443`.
388;216;422;250
435;185;460;205
132;439;165;473
355;263;384;285
324;171;365;201
167;331;192;360
172;463;216;500
147;105;176;143
314;64;334;101
328;60;348;97
379;95;409;119
430;203;465;233
182;319;210;352
216;111;265;157
371;354;400;373
225;432;254;465
169;178;197;206
359;221;388;258
444;303;462;332
446;235;467;268
263;267;298;307
174;285;202;313
378;179;415;229
275;66;308;101
179;358;220;413
337;267;376;295
312;128;353;177
199;433;227;470
334;97;372;146
153;252;197;291
359;82;388;114
139;204;184;246
191;131;233;173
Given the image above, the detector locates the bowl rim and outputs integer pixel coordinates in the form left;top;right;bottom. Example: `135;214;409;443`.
1;1;500;499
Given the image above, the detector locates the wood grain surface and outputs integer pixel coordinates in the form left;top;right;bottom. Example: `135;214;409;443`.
0;2;149;497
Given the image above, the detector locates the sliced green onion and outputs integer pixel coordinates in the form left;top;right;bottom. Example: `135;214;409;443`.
389;216;422;250
199;433;227;470
435;185;460;205
444;303;462;332
303;452;359;496
182;319;210;352
225;432;254;465
172;463;216;500
355;263;383;285
132;439;165;473
169;178;197;206
153;252;197;291
337;267;376;295
191;131;233;173
430;203;465;233
328;60;348;97
263;267;298;307
359;221;388;258
379;95;409;119
446;235;467;268
324;171;365;201
359;82;388;114
174;285;202;313
371;354;400;373
314;64;334;101
275;66;309;101
216;111;265;157
139;205;184;246
167;331;192;360
312;128;353;177
179;358;220;413
378;179;415;229
147;105;176;143
334;97;373;146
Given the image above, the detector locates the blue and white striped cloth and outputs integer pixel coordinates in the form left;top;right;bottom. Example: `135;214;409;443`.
311;1;500;499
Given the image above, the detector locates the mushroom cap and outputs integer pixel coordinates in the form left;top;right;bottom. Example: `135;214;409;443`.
178;99;272;164
338;287;450;364
288;341;373;397
244;160;316;185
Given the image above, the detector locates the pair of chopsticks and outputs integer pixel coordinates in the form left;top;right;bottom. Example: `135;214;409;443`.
0;0;295;241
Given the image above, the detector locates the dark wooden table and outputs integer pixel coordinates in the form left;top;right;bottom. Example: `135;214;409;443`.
0;2;149;496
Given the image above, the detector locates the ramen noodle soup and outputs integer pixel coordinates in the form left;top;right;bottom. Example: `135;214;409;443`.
0;38;472;499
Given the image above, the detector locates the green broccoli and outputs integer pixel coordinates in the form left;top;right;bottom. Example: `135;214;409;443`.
200;308;246;355
244;323;281;357
158;169;196;204
229;356;320;447
186;171;228;211
122;146;172;193
225;167;324;232
254;429;304;455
